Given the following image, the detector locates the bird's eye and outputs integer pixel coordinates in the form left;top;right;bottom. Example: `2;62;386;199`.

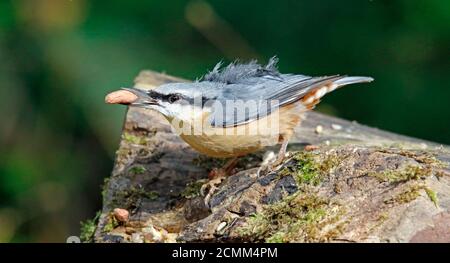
168;94;180;103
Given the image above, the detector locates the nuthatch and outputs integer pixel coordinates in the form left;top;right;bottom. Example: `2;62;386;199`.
106;57;372;176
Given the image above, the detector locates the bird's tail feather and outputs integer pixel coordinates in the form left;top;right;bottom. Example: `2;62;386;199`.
333;76;374;87
300;75;373;110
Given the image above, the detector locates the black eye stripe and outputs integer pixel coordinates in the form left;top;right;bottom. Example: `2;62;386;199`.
147;91;177;102
147;90;164;100
147;90;209;106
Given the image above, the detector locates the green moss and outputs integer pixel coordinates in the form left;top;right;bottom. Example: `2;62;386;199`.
80;211;101;243
265;232;285;243
376;212;389;224
378;212;389;221
123;132;147;145
384;185;439;207
384;184;438;207
369;165;431;183
181;179;207;199
237;147;446;242
292;152;322;186
237;150;347;242
396;150;447;167
283;151;342;187
238;191;345;243
368;212;389;233
320;157;341;173
128;165;146;175
103;213;120;233
425;187;439;208
384;185;422;204
377;148;448;169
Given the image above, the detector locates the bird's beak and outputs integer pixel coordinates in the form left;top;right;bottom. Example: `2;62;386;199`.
121;87;159;107
105;87;158;107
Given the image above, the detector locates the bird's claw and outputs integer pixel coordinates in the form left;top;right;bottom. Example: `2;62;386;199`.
256;151;287;177
201;169;227;207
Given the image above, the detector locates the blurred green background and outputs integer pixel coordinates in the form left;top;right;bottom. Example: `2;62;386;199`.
0;0;449;242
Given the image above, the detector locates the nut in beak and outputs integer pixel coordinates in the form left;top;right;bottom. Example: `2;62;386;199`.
105;90;138;105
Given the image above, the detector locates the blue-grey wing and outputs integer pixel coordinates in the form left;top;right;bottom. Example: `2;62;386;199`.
207;74;342;127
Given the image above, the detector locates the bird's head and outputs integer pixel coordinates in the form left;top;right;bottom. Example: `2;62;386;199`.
106;83;206;123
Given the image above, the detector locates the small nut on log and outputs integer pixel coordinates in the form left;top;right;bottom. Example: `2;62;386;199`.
331;124;342;130
113;208;129;222
304;144;319;151
105;90;138;104
216;222;227;232
315;125;323;134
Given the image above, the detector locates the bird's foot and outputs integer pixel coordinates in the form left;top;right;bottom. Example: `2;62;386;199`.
256;151;287;177
258;137;290;175
200;168;228;208
200;157;239;207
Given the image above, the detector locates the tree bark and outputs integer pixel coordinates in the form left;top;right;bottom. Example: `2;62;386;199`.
93;70;450;243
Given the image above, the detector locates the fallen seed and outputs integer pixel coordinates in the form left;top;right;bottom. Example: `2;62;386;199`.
315;125;323;134
304;145;319;151
113;208;129;222
331;124;342;130
216;222;227;232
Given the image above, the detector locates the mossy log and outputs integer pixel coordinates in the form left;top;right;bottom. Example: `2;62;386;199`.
91;71;450;243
